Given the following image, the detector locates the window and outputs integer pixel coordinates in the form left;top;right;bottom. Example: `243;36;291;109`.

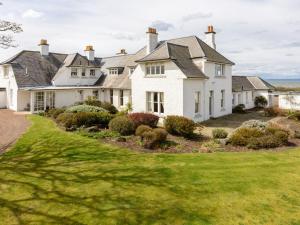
232;94;235;106
93;90;99;100
252;91;254;101
46;92;55;109
194;92;201;114
3;66;9;78
90;69;95;76
110;89;114;104
34;92;44;112
145;64;165;75
221;90;225;109
246;92;249;104
146;92;164;114
109;68;118;75
78;90;84;101
71;68;78;77
82;68;86;77
215;64;225;76
119;90;124;106
129;67;135;75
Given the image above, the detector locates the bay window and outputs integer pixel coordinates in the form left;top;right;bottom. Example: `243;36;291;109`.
146;92;164;114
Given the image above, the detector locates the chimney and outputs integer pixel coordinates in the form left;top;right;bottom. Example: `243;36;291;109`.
39;39;49;56
116;49;127;55
84;45;95;61
146;27;158;54
205;25;216;50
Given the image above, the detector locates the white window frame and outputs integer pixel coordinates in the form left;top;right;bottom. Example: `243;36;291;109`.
71;68;78;77
119;90;124;106
146;92;164;115
90;69;95;76
110;89;114;104
215;64;225;76
109;68;119;75
194;91;201;114
221;90;225;109
46;92;55;109
34;92;44;112
145;64;165;75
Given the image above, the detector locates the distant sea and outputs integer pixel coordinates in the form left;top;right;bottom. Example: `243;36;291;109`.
266;79;300;88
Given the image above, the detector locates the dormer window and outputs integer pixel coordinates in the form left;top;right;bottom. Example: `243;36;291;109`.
215;64;225;76
109;68;118;75
71;68;78;77
146;64;165;75
129;67;135;75
90;69;95;76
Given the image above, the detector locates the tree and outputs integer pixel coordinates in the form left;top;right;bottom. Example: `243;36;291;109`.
254;96;268;108
0;2;23;49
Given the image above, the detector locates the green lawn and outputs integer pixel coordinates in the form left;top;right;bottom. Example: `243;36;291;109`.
1;116;300;225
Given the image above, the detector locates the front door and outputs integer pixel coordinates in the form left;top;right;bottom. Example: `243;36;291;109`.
209;91;214;117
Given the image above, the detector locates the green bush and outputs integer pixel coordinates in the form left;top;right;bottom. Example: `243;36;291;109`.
255;96;268;108
142;131;158;149
46;108;65;119
229;127;264;146
84;98;102;107
135;125;152;138
212;128;228;139
233;104;246;114
164;116;195;138
153;128;168;142
100;102;118;114
79;130;120;139
56;113;75;128
109;116;135;135
66;104;107;113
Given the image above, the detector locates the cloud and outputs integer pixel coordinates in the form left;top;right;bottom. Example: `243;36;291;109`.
182;12;213;22
151;20;174;31
22;9;43;19
282;42;300;48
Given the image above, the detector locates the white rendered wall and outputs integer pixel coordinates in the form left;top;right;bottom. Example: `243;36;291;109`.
0;65;18;111
202;61;232;119
232;91;255;109
17;91;30;111
278;94;300;110
131;61;185;117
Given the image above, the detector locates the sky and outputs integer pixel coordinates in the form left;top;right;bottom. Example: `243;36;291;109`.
0;0;299;79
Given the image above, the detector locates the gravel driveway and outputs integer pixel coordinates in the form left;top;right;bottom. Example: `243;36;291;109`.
0;109;30;153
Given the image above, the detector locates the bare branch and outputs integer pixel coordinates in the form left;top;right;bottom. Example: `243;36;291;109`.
0;20;23;33
0;34;17;48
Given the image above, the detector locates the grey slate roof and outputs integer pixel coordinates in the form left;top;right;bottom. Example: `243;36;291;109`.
232;76;275;92
1;51;67;88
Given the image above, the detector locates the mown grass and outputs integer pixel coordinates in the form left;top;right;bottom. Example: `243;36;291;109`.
0;116;300;225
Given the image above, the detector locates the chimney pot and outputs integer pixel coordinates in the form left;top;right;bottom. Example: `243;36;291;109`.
146;27;158;54
205;25;216;49
84;45;95;61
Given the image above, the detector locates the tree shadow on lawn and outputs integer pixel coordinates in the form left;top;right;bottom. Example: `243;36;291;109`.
0;138;212;225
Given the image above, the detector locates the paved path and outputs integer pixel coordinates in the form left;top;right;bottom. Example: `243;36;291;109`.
0;110;30;153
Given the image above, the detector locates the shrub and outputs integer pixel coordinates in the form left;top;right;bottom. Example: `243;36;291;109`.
288;111;300;121
255;96;268;108
109;116;135;135
212;128;228;139
164;116;195;138
128;113;159;128
72;112;113;128
142;131;158;149
294;130;300;139
135;125;152;137
229;127;264;146
56;113;75;128
233;104;246;114
84;98;102;107
66;104;107;113
153;128;168;142
46;108;65;119
241;120;268;130
100;102;118;114
264;107;282;117
79;130;120;139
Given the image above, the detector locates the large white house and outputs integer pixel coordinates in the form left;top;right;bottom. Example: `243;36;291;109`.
0;26;276;121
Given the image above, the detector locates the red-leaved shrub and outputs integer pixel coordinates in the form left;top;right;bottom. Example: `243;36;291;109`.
128;113;159;128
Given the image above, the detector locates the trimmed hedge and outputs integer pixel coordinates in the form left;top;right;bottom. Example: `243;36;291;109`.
128;113;159;128
135;125;152;138
109;116;135;135
164;115;195;138
46;108;65;119
66;104;107;113
57;112;113;128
